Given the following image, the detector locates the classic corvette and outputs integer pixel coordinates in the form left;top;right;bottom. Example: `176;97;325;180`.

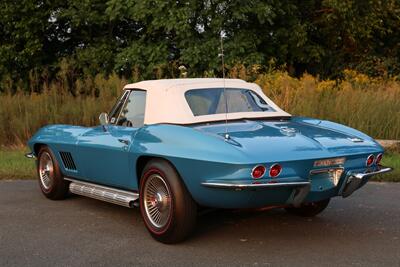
26;78;392;243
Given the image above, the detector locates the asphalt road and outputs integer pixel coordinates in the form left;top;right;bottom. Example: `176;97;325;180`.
0;180;399;267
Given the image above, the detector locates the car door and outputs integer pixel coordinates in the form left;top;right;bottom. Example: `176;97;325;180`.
75;89;147;189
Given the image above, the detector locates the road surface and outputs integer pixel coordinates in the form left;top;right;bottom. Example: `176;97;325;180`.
0;180;399;266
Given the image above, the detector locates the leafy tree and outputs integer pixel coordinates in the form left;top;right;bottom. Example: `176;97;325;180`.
0;0;399;92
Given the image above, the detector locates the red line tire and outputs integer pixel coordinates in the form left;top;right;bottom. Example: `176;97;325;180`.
139;159;197;243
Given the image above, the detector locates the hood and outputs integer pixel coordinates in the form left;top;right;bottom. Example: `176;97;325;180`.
193;119;381;163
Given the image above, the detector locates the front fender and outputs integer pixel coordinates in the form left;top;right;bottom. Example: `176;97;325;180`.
28;124;88;155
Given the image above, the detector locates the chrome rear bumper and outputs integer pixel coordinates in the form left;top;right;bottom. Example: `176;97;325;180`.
201;166;392;205
341;166;392;198
201;180;311;207
201;181;310;189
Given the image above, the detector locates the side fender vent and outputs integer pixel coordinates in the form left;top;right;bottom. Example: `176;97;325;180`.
59;152;77;171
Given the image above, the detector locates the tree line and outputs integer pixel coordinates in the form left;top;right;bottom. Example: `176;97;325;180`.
1;0;399;93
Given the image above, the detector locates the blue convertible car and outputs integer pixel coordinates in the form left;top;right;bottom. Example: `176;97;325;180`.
27;78;392;243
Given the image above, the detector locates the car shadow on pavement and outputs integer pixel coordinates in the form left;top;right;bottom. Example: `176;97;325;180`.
64;194;362;245
190;206;345;244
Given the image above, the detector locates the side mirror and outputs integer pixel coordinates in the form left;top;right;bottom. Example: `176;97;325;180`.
99;112;109;126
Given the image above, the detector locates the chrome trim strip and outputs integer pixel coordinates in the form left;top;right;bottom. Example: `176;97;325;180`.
115;90;131;125
350;167;392;180
109;90;128;117
65;178;139;208
310;167;344;175
25;152;36;159
201;181;310;189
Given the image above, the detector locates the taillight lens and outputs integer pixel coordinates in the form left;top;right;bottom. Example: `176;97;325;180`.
252;165;266;179
376;153;383;165
366;154;375;166
269;164;282;178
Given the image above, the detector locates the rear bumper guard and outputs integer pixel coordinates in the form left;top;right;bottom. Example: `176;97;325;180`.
341;166;392;198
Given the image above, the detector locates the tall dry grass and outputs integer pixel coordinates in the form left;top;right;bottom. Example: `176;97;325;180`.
257;70;400;140
0;69;399;147
0;74;127;146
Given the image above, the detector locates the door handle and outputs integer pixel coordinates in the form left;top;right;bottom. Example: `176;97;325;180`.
118;139;130;146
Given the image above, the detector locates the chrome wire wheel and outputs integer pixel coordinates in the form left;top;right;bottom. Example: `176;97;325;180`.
143;173;172;229
39;152;54;190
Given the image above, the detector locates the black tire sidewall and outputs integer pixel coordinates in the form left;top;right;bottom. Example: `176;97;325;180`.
37;146;68;199
139;159;197;243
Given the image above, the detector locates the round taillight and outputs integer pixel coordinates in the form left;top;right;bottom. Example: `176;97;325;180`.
251;165;266;179
366;154;375;166
376;153;383;165
269;164;282;178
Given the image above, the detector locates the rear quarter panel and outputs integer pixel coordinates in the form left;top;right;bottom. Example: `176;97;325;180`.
132;124;312;207
132;121;384;207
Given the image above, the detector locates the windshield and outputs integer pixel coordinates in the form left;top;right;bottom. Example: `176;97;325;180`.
185;88;275;116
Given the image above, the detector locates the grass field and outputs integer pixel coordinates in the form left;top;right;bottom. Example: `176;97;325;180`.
0;148;36;180
1;70;400;147
0;148;398;182
372;152;400;182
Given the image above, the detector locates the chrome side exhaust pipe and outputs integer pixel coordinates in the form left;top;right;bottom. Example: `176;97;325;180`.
66;178;139;208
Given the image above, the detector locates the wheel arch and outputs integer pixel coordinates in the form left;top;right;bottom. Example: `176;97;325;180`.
136;156;198;243
32;143;65;173
33;143;47;156
135;155;187;190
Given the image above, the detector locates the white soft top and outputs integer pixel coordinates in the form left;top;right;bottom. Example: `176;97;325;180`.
124;78;291;125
